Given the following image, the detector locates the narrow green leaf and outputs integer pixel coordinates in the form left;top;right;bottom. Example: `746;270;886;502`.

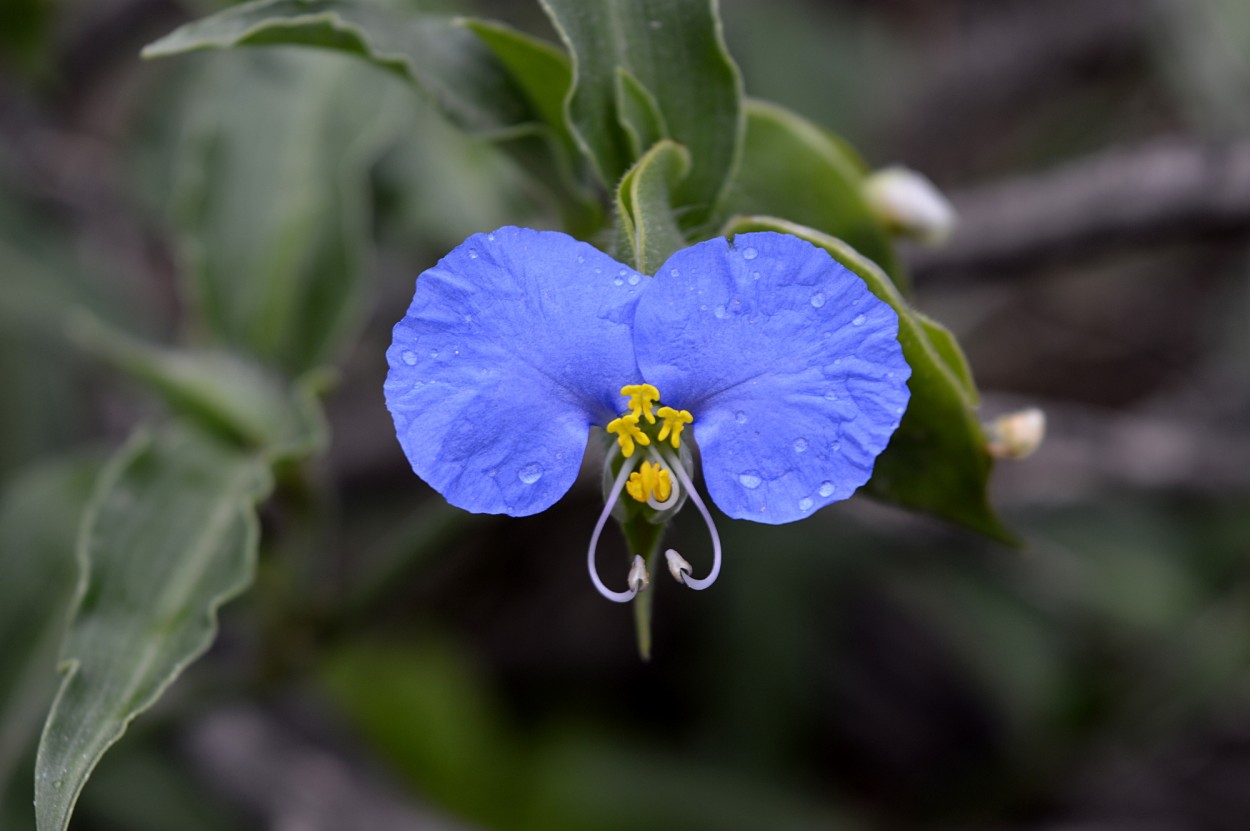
615;68;667;157
460;19;575;152
615;139;691;275
539;0;743;222
0;455;101;824
721;99;907;291
721;216;1012;542
34;424;271;831
142;0;531;136
69;313;326;461
172;50;402;375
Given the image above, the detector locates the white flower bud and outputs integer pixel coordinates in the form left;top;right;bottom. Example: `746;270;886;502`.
986;408;1046;460
863;166;957;245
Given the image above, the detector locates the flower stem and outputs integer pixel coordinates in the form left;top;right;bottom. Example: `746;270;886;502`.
622;513;665;661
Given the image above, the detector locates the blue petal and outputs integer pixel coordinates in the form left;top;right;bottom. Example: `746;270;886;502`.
385;227;646;516
635;232;911;524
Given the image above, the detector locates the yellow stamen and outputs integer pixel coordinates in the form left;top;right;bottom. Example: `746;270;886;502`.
620;383;660;424
606;413;650;458
625;461;673;504
656;406;694;449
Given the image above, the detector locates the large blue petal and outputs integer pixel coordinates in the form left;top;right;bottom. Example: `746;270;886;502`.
385;227;646;516
635;232;911;524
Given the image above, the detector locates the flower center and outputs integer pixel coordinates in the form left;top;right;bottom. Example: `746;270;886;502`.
626;460;671;504
605;384;693;459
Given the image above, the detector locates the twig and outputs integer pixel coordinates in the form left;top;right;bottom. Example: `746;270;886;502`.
908;139;1250;281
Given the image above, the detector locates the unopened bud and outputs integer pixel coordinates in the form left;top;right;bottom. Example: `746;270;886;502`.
627;555;650;593
664;549;692;584
863;166;956;245
986;408;1046;460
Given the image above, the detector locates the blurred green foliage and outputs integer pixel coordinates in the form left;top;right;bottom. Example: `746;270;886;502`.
1;0;1248;830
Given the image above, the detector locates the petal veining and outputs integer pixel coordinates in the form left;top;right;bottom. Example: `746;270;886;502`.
385;227;645;516
634;231;910;523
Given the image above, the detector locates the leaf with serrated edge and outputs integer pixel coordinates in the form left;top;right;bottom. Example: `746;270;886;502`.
539;0;742;223
34;424;271;831
616;140;691;275
721;216;1012;542
721;99;907;291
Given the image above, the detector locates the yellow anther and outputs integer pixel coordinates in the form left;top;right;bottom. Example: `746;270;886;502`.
656;407;694;449
620;383;660;424
626;461;673;504
606;413;650;458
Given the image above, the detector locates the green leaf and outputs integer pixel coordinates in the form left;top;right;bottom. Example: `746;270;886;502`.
69;313;326;461
615;139;691;275
614;68;667;157
721;99;907;290
34;424;271;831
721;216;1012;542
172;49;403;375
0;455;101;825
142;0;532;136
539;0;743;222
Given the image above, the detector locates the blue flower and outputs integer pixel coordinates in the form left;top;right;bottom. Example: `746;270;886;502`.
385;226;910;600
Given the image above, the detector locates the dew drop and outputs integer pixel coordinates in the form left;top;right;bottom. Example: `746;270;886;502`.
742;247;758;260
833;358;842;366
793;437;809;453
699;304;708;312
714;305;727;319
429;349;440;358
53;780;63;791
752;270;761;280
518;463;543;485
613;277;624;287
818;481;835;497
833;443;842;452
799;497;814;512
467;248;478;259
852;314;866;326
401;350;417;366
628;273;641;286
577;255;585;264
896;406;905;415
670;268;680;277
809;292;826;308
735;411;747;424
738;472;762;489
618;268;628;276
487;233;496;241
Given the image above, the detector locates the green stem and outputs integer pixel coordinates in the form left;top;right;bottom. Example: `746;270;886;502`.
622;514;666;661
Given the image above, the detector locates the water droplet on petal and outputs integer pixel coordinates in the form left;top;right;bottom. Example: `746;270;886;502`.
467;248;478;259
628;273;641;286
738;472;762;489
799;497;814;511
742;247;758;260
751;270;761;280
518;463;543;485
810;292;826;308
793;437;809;452
818;481;835;497
714;305;727;318
429;349;440;358
670;268;680;277
577;255;585;264
852;314;866;326
487;233;496;241
401;350;417;366
613;277;624;287
735;411;747;424
833;443;842;452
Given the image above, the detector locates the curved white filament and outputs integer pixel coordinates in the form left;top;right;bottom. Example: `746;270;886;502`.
644;448;681;511
587;458;645;602
661;450;722;591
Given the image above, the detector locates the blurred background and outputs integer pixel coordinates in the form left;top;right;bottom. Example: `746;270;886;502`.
3;0;1250;829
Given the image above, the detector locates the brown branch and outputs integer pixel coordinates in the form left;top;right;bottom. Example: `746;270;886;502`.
907;139;1250;281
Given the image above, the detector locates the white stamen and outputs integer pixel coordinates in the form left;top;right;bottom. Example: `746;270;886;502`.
660;450;722;591
665;549;692;583
587;458;642;602
627;555;650;593
644;448;681;511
